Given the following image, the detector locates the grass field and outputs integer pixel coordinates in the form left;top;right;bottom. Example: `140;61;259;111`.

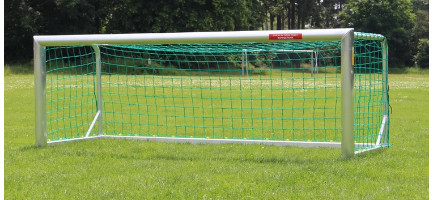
4;69;428;199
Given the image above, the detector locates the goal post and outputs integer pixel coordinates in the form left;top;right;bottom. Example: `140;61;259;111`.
34;28;389;158
34;40;47;146
341;30;354;158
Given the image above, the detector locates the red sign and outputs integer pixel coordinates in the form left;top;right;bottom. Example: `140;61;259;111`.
269;33;302;40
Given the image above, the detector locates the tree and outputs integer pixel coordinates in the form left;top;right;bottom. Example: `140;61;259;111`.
410;0;428;68
322;0;346;28
414;38;428;68
412;2;429;39
36;0;116;34
5;0;42;62
5;0;113;62
340;0;416;67
5;0;265;63
104;0;264;33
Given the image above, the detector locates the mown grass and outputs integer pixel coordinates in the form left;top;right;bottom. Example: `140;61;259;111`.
4;70;428;199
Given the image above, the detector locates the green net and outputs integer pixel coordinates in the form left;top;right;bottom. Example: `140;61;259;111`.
44;32;389;151
45;46;97;140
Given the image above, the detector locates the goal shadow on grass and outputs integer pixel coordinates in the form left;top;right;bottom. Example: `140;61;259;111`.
19;138;386;163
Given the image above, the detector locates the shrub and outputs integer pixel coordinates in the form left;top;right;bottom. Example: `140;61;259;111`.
414;38;429;68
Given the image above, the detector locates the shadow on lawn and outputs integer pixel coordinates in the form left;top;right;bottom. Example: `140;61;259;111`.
18;137;388;164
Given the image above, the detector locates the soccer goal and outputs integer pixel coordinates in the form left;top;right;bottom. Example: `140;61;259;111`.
34;28;389;158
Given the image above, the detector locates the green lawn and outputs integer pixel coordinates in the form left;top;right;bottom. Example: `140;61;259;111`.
4;71;428;199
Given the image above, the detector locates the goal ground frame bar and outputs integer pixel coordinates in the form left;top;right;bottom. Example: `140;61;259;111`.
47;135;375;149
34;28;387;158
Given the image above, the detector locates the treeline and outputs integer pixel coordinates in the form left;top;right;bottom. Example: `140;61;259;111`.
5;0;429;68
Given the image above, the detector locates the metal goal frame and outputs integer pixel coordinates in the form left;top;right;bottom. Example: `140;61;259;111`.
34;28;389;158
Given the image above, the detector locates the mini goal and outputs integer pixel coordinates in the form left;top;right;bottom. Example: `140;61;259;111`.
34;28;390;158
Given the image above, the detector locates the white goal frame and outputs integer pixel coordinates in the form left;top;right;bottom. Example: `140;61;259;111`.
34;28;389;158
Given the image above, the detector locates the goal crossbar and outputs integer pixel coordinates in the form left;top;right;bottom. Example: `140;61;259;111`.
34;29;354;46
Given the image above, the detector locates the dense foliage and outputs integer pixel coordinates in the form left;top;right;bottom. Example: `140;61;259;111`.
414;38;429;68
340;0;426;67
4;0;429;68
